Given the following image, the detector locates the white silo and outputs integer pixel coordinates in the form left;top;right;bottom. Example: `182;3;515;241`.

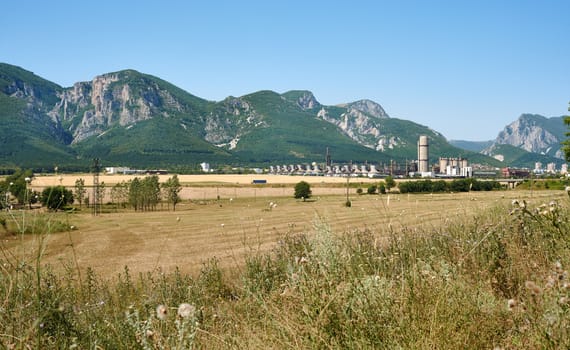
417;135;429;173
439;158;449;174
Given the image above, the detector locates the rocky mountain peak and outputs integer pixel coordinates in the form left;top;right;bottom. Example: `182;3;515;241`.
347;99;389;119
51;70;193;143
483;113;564;159
281;90;320;110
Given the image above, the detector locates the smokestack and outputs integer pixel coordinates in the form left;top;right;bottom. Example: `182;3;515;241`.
417;135;429;173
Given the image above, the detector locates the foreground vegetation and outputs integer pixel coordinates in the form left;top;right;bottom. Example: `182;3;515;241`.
1;191;570;348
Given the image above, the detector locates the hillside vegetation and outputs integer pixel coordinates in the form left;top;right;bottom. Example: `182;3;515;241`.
0;63;499;170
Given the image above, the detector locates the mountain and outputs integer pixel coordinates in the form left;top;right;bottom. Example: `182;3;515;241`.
482;114;566;167
483;144;565;168
449;140;493;152
0;63;495;170
0;63;77;170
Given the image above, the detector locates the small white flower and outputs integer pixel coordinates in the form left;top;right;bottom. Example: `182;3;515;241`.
156;304;168;320
507;299;517;310
177;303;195;319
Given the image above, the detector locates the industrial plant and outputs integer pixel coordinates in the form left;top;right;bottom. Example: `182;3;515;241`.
263;135;473;178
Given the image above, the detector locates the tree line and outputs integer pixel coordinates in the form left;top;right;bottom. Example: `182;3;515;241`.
73;174;183;212
0;173;182;211
397;178;502;194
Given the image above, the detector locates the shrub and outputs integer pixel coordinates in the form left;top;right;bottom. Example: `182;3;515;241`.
294;181;311;201
367;185;377;194
40;186;74;211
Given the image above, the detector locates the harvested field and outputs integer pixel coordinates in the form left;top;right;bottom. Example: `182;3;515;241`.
2;175;563;279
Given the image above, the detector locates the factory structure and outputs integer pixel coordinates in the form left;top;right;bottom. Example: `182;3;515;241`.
265;135;472;178
415;135;472;177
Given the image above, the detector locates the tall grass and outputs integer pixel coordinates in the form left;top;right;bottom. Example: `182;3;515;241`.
1;194;570;348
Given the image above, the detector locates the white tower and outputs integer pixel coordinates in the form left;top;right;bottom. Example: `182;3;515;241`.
417;135;429;173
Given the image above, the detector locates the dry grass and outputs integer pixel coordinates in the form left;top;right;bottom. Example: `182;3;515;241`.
2;184;560;279
30;173;379;187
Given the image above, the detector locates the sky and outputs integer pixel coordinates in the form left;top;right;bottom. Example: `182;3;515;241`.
2;0;569;141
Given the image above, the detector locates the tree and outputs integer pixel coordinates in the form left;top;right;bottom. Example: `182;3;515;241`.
385;176;396;192
96;181;106;208
74;178;86;208
40;186;74;211
111;181;129;210
128;176;161;211
367;185;377;194
563;103;570;160
294;181;311;201
163;174;182;211
128;178;142;211
0;169;34;208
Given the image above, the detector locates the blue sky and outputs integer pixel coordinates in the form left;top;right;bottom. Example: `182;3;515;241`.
2;0;568;141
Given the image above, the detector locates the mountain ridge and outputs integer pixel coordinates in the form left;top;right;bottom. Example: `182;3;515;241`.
0;62;562;170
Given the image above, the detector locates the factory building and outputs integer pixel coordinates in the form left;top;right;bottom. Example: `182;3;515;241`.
438;157;472;177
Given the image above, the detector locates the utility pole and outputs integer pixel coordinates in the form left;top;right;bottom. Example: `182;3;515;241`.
92;158;100;216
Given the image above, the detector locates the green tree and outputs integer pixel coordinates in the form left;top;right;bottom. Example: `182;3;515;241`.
111;181;129;210
294;181;311;201
40;186;74;211
563;103;570;160
367;184;377;194
74;178;86;208
142;176;161;211
385;176;396;191
128;178;142;211
128;176;161;211
163;174;182;211
0;169;33;208
96;181;106;208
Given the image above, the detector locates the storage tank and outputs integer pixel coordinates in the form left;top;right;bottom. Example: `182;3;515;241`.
418;135;429;173
439;158;449;174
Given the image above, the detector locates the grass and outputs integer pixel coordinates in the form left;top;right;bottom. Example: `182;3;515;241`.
1;189;569;348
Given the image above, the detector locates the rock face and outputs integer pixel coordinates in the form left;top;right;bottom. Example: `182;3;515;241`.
483;114;565;159
203;97;266;149
318;99;397;151
295;91;320;110
348;99;389;119
51;71;192;143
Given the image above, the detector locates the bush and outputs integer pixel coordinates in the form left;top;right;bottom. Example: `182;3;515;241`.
367;185;377;194
40;186;74;211
294;181;312;201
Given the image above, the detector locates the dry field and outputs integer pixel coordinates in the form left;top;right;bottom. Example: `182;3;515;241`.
3;177;564;279
29;173;378;200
